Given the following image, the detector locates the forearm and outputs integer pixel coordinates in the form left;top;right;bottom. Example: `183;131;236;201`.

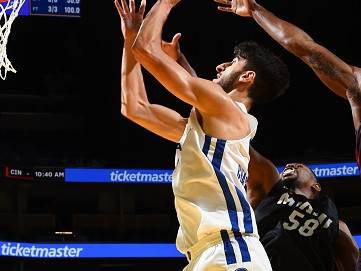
131;0;200;107
178;53;197;77
133;0;193;77
250;3;313;56
250;3;356;98
121;41;149;118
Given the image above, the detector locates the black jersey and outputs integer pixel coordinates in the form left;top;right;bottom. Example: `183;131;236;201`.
255;181;339;271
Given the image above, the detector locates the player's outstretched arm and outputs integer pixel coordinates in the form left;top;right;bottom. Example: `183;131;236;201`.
132;0;242;120
334;220;360;271
247;146;280;209
215;0;359;101
116;0;186;143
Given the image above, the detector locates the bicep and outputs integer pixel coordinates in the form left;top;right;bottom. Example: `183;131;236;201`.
127;103;187;143
299;42;357;99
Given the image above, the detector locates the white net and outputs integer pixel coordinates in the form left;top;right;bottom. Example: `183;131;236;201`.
0;0;25;80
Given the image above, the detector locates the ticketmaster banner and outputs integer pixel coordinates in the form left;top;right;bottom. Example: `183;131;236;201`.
0;239;360;258
0;242;183;258
65;162;359;183
65;169;173;183
277;162;359;179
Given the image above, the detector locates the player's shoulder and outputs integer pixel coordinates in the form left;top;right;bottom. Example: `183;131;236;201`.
338;220;351;236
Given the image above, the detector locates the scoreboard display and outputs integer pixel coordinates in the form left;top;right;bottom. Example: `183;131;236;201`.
31;0;81;17
9;0;81;17
3;166;65;181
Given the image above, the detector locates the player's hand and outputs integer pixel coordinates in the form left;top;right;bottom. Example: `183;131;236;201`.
162;33;182;61
214;0;255;17
115;0;146;42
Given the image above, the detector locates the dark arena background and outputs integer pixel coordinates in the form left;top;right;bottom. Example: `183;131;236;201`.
0;0;360;270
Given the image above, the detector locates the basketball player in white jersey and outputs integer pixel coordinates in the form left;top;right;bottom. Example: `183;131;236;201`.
115;0;289;269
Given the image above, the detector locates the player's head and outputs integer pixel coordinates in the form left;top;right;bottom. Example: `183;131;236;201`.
280;163;321;199
213;41;289;103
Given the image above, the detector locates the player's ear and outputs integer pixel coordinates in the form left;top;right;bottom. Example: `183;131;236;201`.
311;183;321;193
239;71;256;84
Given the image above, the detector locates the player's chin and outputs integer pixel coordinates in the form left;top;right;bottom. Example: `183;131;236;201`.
281;175;297;183
213;78;221;84
281;178;297;190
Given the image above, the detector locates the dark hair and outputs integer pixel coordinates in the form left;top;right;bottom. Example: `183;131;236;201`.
234;41;290;104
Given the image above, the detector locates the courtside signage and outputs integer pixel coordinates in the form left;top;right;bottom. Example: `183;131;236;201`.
65;169;173;183
1;239;360;258
0;242;183;258
4;162;359;183
277;162;359;179
65;162;359;183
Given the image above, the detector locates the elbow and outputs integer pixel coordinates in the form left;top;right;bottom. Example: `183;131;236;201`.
120;103;137;120
132;38;162;65
120;105;130;119
121;107;140;123
120;100;146;122
132;38;154;61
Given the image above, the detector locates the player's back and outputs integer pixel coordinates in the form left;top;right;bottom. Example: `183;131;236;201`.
255;182;339;271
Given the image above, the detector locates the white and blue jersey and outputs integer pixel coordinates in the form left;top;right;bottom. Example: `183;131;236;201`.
172;102;269;270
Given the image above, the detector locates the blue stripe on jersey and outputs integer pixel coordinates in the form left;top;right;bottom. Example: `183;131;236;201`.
202;135;251;263
202;134;212;155
210;138;240;232
220;230;236;265
234;232;251;262
234;186;253;233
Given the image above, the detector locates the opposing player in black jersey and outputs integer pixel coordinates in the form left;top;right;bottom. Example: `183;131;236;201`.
246;147;359;271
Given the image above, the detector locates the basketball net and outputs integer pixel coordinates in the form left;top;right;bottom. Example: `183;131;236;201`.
0;0;25;80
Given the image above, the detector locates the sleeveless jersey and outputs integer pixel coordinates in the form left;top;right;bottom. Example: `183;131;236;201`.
172;102;258;253
255;181;339;271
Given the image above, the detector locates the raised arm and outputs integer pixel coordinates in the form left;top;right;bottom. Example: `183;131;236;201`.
132;0;241;119
247;146;280;209
116;0;187;143
215;0;359;100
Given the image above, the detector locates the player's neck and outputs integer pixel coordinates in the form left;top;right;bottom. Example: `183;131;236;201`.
294;188;316;200
228;91;253;111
